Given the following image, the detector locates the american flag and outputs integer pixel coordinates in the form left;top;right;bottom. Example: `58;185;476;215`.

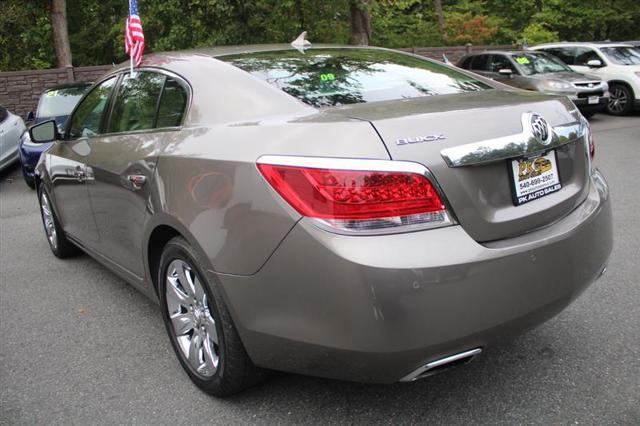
125;0;145;67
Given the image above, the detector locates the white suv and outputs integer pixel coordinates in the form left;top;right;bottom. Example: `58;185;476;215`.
532;42;640;115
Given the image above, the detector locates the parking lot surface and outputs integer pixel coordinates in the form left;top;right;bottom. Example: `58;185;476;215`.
1;114;639;425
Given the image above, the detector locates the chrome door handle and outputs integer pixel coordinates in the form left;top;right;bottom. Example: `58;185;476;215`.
73;167;86;182
127;174;147;189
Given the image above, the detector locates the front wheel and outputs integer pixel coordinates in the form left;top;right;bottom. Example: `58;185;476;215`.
158;237;267;396
607;84;634;116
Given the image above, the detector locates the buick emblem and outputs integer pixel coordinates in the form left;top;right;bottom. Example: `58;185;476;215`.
528;113;552;145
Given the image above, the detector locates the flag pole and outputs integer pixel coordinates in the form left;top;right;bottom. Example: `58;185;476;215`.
129;0;135;77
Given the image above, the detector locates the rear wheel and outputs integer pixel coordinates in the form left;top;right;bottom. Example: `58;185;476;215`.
607;84;633;115
38;186;79;258
158;237;267;396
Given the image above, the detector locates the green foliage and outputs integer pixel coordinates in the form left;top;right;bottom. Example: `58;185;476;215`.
1;0;640;71
0;0;54;70
521;23;559;45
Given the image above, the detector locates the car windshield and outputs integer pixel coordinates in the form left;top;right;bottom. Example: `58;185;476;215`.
600;46;640;65
37;86;89;118
513;53;573;75
220;48;492;107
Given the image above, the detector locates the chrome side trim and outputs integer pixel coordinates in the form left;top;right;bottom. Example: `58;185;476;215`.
400;348;482;382
441;115;587;168
255;155;459;235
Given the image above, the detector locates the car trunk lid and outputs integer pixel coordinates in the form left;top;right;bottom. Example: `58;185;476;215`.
325;90;590;242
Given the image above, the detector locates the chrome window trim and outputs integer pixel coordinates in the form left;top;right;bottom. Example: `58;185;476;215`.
440;114;588;168
256;155;458;235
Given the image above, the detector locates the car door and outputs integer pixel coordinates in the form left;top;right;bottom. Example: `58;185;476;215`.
0;107;23;164
485;54;527;88
83;70;189;278
570;47;605;75
468;54;491;77
0;107;7;160
47;76;118;244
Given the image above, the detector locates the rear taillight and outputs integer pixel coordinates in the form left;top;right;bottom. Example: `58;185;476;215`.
257;156;454;234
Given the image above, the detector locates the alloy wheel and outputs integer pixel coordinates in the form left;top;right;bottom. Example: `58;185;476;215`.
165;259;219;378
608;87;628;114
40;192;58;250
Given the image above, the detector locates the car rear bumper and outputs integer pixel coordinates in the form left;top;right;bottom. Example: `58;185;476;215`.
213;170;612;383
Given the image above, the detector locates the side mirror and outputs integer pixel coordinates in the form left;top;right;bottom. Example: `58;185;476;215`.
498;69;514;77
587;59;603;68
29;119;59;143
26;111;35;122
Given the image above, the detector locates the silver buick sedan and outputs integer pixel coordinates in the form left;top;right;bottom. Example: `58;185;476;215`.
28;44;612;396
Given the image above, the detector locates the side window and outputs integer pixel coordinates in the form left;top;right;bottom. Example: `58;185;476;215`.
574;48;601;66
108;72;165;133
545;47;576;65
68;77;116;139
470;54;489;71
489;55;515;72
459;57;473;69
156;77;188;128
0;106;8;123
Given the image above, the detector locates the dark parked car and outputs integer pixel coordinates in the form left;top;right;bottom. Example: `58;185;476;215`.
458;51;609;117
28;45;612;396
19;82;91;188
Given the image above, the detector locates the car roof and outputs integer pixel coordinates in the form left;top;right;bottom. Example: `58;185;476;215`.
534;42;634;49
463;50;550;56
42;82;92;92
114;43;422;75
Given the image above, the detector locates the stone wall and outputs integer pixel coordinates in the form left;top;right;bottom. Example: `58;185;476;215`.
0;65;113;119
0;44;520;119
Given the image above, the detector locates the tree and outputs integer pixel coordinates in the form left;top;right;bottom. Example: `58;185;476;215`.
350;0;372;45
434;0;448;44
51;0;72;67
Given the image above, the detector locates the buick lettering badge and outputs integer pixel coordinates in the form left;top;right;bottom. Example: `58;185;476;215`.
396;134;446;146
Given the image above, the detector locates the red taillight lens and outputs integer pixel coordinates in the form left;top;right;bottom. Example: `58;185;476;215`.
258;161;452;234
588;125;595;159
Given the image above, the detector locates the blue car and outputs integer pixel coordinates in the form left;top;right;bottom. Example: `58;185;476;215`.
19;82;91;188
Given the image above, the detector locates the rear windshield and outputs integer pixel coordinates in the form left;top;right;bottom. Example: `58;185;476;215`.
38;86;90;118
220;48;492;107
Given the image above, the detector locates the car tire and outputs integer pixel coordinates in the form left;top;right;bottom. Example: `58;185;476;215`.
607;84;633;116
22;168;35;190
158;236;267;396
37;186;80;258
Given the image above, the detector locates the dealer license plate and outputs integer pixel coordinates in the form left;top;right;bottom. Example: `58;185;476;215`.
588;96;599;105
510;150;562;206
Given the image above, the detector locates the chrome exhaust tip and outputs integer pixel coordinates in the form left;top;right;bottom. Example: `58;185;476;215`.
597;266;607;280
400;348;482;382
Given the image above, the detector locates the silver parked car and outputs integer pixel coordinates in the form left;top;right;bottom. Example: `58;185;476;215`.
28;45;612;396
0;106;26;171
458;51;609;117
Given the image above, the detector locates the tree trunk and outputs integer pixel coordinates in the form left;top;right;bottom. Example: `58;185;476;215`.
434;0;448;45
51;0;73;68
350;0;372;46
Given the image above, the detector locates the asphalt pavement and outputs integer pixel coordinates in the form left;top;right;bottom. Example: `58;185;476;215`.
1;114;639;425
